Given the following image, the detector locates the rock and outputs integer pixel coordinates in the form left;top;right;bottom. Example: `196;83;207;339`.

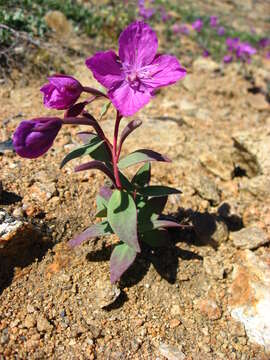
196;298;222;320
24;315;36;329
169;319;181;328
229;249;270;351
182;74;204;92
193;213;228;245
27;181;57;203
179;99;197;115
0;209;40;255
203;256;225;280
239;175;270;201
242;202;270;236
44;11;73;38
246;93;269;111
232;130;270;176
36;315;53;332
195;176;220;205
193;57;220;72
230;226;269;250
0;328;9;345
93;278;121;309
12;207;24;218
199;151;234;181
159;343;186;360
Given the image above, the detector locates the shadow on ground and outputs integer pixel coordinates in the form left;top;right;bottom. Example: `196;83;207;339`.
83;202;243;309
0;224;53;296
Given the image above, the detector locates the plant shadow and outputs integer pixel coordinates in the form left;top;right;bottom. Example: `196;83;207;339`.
85;202;243;308
0;190;22;205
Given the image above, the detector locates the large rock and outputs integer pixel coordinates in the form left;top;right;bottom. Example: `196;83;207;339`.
232;130;270;177
0;209;40;256
239;175;270;201
229;249;270;351
230;226;269;250
199;150;234;181
44;11;73;38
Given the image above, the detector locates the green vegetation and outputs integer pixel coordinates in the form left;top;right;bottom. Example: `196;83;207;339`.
0;0;135;45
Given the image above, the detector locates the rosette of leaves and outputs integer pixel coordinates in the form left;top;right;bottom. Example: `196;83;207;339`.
64;119;181;284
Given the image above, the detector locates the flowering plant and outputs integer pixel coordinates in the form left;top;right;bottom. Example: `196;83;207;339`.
13;21;186;283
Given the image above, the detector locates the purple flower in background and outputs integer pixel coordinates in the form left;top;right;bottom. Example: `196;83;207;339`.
202;49;210;57
13;117;62;158
226;37;239;51
179;24;190;35
210;16;218;28
225;38;256;63
173;24;189;35
192;19;203;32
259;38;270;48
40;75;83;110
223;54;233;63
172;24;181;34
138;0;156;20
160;6;171;22
266;51;270;60
236;42;257;62
217;26;225;36
86;21;186;117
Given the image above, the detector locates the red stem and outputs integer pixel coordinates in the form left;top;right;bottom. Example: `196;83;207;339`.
112;111;122;189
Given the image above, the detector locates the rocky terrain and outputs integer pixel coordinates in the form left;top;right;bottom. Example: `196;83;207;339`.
0;1;270;359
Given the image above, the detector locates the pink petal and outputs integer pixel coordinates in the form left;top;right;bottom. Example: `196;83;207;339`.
85;50;124;89
109;81;152;117
142;54;186;89
119;21;158;68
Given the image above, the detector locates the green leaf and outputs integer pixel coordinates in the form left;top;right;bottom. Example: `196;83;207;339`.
138;185;181;197
60;137;104;169
110;243;137;283
95;186;113;217
132;162;151;187
68;221;113;247
107;190;140;252
138;196;168;224
100;102;111;118
139;219;182;233
95;195;108;217
140;229;170;248
118;149;171;170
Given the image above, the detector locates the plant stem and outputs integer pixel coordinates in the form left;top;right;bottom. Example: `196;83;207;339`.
83;86;108;98
112;111;122;189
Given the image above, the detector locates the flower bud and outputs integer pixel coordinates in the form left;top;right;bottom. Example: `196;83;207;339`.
13;117;62;158
40;74;83;110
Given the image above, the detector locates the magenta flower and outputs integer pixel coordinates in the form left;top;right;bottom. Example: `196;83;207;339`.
86;21;186;117
236;42;257;62
259;38;270;48
40;74;83;110
202;49;210;57
223;54;233;63
226;38;239;51
210;16;218;28
192;19;203;32
172;24;181;34
217;26;225;36
13;117;62;158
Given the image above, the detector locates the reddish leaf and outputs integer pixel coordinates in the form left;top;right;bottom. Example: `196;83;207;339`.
110;243;137;283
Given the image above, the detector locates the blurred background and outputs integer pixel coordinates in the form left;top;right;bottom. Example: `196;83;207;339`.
1;0;270;81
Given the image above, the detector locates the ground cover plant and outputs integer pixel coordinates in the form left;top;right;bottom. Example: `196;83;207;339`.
12;20;186;283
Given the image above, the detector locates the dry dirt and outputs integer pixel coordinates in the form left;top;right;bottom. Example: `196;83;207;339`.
0;2;270;359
